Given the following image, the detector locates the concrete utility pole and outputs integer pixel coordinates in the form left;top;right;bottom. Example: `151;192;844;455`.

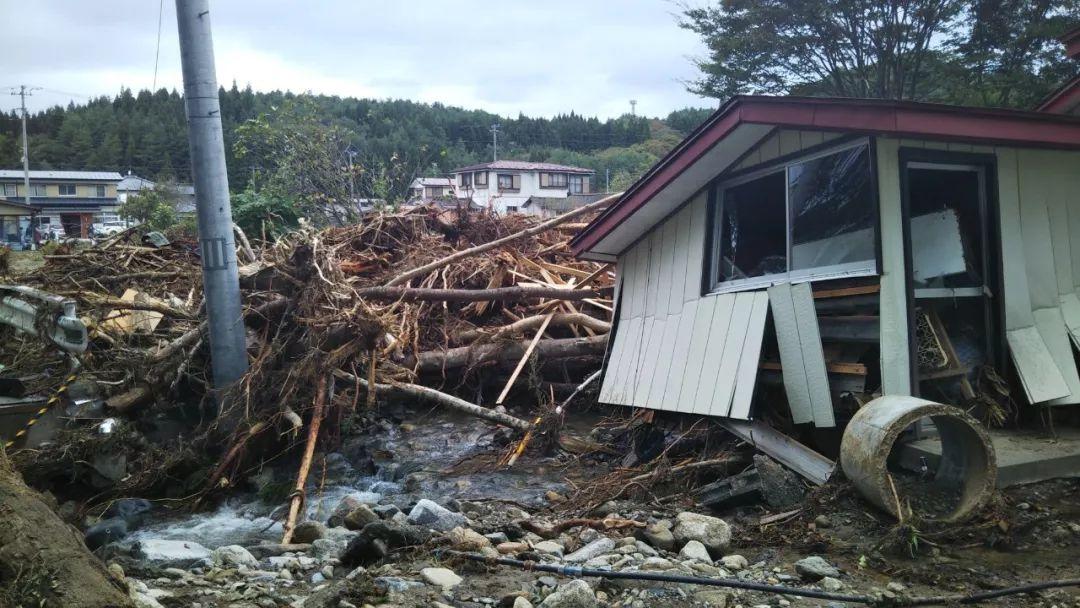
491;123;500;162
175;0;248;389
11;86;39;205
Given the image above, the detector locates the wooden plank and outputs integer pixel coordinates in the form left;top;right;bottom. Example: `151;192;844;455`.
791;283;835;428
667;205;691;314
768;283;813;424
730;291;770;420
496;313;554;405
662;299;697;411
647;311;684;410
761;361;868;375
709;292;755;417
875;138;912;396
1007;326;1070;404
720;419;835;485
683;193;708;303
678;296;719;413
692;294;736;415
812;284;880;299
634;316;665;406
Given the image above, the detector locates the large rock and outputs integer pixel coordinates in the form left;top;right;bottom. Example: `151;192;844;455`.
339;520;431;567
640;522;676;551
211;545;258;568
84;517;128;551
104;498;153;523
292;520;328;544
672;512;732;555
678;539;712;562
420;567;463;588
794;555;840;581
328;492;381;527
343;504;380;530
563;538;615;563
540;579;597;608
445;526;492;551
406;499;470;532
132;539;211;567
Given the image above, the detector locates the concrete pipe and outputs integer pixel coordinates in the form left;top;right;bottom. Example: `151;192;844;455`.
840;396;996;523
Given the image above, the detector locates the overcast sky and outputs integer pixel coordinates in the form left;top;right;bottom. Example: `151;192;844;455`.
1;1;714;119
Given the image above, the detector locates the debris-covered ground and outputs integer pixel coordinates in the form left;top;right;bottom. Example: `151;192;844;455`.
2;206;1079;608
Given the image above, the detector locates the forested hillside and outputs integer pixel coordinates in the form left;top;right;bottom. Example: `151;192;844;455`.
0;85;714;199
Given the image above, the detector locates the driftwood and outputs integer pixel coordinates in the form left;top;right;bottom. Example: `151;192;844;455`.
282;375;329;544
104;383;153;413
385;192;620;287
85;294;195;319
409;335;608;374
332;369;531;431
456;313;611;344
353;285;606;303
495;312;554;405
0;454;133;607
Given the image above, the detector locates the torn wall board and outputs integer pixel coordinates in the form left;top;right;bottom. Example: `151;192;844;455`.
720;418;835;485
1006;326;1070;404
767;282;835;427
910;210;967;284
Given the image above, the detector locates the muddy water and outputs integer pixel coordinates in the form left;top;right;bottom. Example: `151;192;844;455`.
127;408;578;549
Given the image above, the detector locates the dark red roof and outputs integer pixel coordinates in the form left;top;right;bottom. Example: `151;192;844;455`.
571;95;1080;257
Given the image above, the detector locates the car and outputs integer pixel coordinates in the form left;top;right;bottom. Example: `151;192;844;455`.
92;220;128;237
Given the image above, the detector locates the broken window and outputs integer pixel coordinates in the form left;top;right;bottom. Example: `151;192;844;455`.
715;171;787;282
789;145;875;272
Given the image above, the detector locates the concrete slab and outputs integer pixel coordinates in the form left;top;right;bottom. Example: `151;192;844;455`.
897;428;1080;488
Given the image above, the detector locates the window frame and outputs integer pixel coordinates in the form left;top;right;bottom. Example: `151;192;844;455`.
30;184;47;197
459;173;472;188
706;138;880;295
2;183;16;197
58;184;77;197
474;171;488;186
95;184;106;197
541;172;568;189
497;173;520;192
569;174;586;194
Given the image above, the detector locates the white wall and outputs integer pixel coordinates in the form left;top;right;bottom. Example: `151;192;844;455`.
454;170;590;214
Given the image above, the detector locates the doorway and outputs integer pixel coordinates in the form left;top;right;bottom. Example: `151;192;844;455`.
900;153;1002;407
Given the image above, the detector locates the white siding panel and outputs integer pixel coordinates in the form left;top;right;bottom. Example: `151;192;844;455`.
1007;326;1070;403
600;315;640;405
792;283;835;428
876;139;912;396
768;283;814;423
709;292;755;417
663;300;698;411
626;243;647;320
683;193;708;302
634;316;665;405
730;291;769;420
692;294;736;415
997;148;1036;331
678;297;719;413
656;216;678;316
643;232;663;317
667;205;691;314
646;313;682;409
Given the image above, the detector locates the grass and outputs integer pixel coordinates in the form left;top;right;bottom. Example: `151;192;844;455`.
7;249;45;275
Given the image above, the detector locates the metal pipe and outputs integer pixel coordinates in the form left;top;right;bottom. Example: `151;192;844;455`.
175;0;249;389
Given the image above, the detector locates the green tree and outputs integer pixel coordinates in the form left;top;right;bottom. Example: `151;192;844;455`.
119;184;178;231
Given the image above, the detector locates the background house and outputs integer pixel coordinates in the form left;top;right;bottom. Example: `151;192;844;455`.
118;172;197;217
0;198;38;249
0;170;122;238
450;160;595;215
407;177;457;203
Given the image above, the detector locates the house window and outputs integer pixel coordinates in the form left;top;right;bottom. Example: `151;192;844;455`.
94;185;106;197
459;173;472;187
709;141;876;292
30;184;46;197
497;173;520;191
2;184;15;197
569;175;587;194
506;205;519;214
540;172;568;188
59;184;76;196
474;172;488;186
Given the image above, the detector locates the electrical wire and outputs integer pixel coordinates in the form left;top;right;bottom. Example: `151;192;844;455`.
438;550;1080;606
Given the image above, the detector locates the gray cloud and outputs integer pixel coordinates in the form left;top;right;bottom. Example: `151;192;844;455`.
1;0;710;118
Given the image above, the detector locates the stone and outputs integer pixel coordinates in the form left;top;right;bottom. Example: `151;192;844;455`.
211;545;258;568
328;492;381;527
814;514;832;529
130;591;166;608
794;556;840;581
420;567;463;589
755;455;806;509
373;504;400;520
310;538;343;559
132;539;212;568
821;576;844;592
539;579;597;608
292;520;328;544
887;581;906;593
672;512;732;555
513;597;534;608
533;540;565;557
343;505;380;531
563;538;616;563
85;517;129;551
678;540;712;562
374;576;424;593
640;522;676;551
321;564;335;579
640;556;674;570
497;541;529;554
107;562;126;580
446;526;492;551
485;531;510;544
692;590;733;607
407;499;470;532
720;554;748;571
634;540;658;556
339;520;431;567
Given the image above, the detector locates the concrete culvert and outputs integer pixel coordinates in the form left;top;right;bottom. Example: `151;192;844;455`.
840;396;996;523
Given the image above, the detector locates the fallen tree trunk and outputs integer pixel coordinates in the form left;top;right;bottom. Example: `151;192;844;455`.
0;454;133;607
282;375;328;544
331;369;531;431
385;191;621;287
354;285;606;303
408;334;608;375
455;313;611;344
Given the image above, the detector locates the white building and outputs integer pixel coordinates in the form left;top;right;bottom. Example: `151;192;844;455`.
449;161;595;215
407;177;457;203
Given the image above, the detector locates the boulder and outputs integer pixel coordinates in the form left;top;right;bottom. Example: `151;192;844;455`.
343;504;380;531
211;545;258;568
339;520;430;567
328;492;381;527
720;554;748;571
563;538;615;563
640;522;676;551
539;579;597;608
132;539;211;568
445;526;492;551
291;520;328;544
533;540;565;557
420;567;463;589
672;512;732;555
407;499;470;532
84;518;128;551
678;540;712;562
821;576;844;592
104;498;153;523
794;555;840;581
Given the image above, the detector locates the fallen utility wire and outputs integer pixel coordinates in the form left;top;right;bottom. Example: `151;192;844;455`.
439;550;1080;606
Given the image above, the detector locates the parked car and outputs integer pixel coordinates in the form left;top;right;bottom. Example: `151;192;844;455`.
92;220;128;237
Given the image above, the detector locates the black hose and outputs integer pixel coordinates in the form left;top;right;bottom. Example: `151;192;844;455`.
438;549;1080;606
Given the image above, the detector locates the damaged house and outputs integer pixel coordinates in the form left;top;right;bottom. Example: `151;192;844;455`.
571;95;1080;488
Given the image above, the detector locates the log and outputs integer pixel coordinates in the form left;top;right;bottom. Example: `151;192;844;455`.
408;335;608;375
455;313;611;344
331;369;531;431
0;453;133;607
385;192;621;286
281;375;328;544
354;285;606;303
104;383;153;413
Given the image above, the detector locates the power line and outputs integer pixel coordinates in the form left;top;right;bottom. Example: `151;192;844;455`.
153;0;165;91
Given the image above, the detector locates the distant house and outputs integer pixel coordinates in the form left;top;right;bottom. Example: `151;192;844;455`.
0;170;122;238
522;193;606;219
450;161;595;215
118;172;198;216
0;198;38;249
408;177;457;203
1038;25;1080;115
